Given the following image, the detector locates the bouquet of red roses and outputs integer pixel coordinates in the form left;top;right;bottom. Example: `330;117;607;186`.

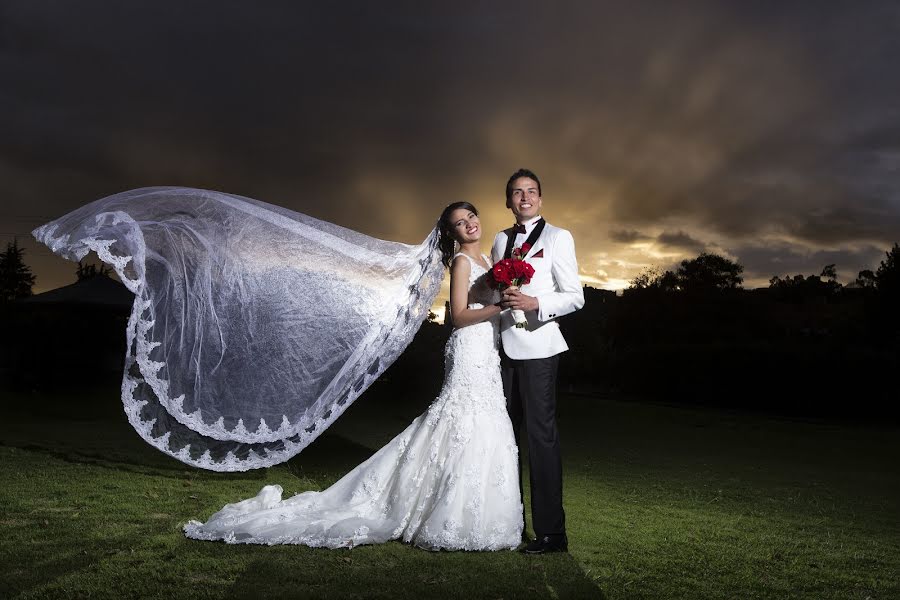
490;243;536;328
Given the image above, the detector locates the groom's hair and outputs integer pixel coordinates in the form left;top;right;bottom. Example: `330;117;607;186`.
505;168;542;205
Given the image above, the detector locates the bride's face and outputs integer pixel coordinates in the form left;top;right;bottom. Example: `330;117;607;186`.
449;208;482;243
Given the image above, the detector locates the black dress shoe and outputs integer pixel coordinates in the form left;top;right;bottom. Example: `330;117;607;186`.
522;535;568;554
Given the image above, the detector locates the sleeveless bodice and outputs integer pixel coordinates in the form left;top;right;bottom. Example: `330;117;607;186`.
454;253;499;309
446;253;500;359
442;253;502;407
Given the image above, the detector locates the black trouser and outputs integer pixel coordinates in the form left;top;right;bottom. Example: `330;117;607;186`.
501;350;565;538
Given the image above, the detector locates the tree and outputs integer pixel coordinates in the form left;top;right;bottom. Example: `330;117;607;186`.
629;253;744;293
76;259;112;281
875;243;900;298
629;268;657;290
769;264;842;299
628;267;679;292
0;239;36;302
819;263;840;294
676;253;743;292
873;243;900;348
854;269;877;289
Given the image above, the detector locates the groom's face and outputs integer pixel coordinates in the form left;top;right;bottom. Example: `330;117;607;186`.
507;177;542;222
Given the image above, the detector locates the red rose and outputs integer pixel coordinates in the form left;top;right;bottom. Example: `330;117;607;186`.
511;243;532;260
514;260;534;285
490;255;534;288
491;259;515;287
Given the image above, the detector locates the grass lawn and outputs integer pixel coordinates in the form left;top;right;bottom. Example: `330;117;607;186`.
0;386;897;599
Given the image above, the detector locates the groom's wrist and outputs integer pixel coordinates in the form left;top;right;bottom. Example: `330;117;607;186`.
537;298;557;321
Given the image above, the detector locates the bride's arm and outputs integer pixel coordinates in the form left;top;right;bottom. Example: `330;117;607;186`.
448;256;502;328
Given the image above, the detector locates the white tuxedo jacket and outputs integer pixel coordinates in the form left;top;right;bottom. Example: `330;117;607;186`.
491;221;585;360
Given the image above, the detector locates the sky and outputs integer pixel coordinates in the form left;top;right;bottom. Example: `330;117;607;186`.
2;1;899;311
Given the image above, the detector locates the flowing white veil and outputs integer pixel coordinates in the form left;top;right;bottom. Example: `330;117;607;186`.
33;188;444;471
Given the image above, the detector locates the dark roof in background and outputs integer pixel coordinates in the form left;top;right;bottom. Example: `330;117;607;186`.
22;276;133;309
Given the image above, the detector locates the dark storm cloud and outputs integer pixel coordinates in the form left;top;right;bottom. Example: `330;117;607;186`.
735;242;889;286
0;0;465;250
1;0;898;291
656;231;707;254
608;229;706;253
609;229;652;244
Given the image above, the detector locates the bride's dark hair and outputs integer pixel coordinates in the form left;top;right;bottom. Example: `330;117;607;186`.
438;201;479;267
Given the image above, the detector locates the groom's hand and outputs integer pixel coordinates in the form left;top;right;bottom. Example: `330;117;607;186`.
501;288;539;312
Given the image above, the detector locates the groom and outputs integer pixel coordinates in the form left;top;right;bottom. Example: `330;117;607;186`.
493;168;585;554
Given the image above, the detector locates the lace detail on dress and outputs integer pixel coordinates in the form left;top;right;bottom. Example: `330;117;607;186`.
451;252;497;308
184;250;522;551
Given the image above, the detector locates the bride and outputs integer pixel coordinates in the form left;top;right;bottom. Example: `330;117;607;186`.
34;191;522;551
183;201;524;550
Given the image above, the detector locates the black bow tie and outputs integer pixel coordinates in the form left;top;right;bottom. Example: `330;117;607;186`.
512;223;527;235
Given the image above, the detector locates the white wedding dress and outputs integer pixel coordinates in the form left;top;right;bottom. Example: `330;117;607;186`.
183;253;523;551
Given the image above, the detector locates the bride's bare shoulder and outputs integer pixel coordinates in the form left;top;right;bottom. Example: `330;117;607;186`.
450;253;472;274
